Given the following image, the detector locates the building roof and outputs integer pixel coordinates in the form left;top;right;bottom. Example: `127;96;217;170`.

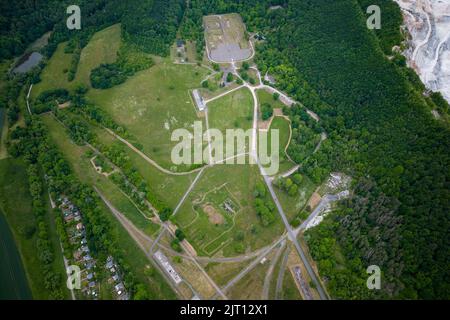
192;89;206;111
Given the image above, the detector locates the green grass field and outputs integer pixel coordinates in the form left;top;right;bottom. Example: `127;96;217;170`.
208;87;254;133
87;59;208;171
256;89;286;111
174;164;285;257
265;116;294;175
207;87;254;160
31;42;73;99
32;24;122;100
75;24;121;86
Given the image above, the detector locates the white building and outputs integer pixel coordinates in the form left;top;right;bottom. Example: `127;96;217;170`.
192;89;206;112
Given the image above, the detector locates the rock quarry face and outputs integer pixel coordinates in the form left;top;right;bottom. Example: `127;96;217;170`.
394;0;450;103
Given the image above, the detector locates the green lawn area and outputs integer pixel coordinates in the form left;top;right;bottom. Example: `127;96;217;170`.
0;158;69;299
32;24;122;100
208;87;254;133
174;164;285;257
31;42;74;99
207;87;254;160
75;24;121;86
256;89;286;111
264;116;295;175
87;59;208;171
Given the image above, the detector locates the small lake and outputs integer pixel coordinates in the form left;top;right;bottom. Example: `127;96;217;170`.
13;52;43;74
0;210;32;300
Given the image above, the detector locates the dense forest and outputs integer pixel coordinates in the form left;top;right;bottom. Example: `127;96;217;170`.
0;0;187;64
0;0;66;60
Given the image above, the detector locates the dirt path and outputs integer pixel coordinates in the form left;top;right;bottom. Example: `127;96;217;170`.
262;240;286;299
275;245;290;299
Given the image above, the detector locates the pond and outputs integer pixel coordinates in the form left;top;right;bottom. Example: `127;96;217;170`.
0;210;32;299
13;52;43;74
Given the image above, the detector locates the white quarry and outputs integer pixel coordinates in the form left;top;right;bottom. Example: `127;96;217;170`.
394;0;450;103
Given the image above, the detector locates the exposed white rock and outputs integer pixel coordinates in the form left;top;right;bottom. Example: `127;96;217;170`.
394;0;450;102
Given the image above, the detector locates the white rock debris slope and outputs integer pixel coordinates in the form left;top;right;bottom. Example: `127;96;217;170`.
395;0;450;103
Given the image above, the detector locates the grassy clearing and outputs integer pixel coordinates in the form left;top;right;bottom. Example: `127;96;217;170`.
32;24;122;100
207;87;254;159
265;116;294;175
31;42;74;99
208;87;254;132
174;164;285;257
87;59;208;170
256;89;285;110
0;108;8;159
0;158;69;299
204;13;249;52
81;115;197;209
75;24;121;86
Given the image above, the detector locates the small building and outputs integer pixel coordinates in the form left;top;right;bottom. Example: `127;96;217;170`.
176;39;185;48
115;283;125;294
192;89;206;112
264;72;276;85
106;260;114;269
83;254;93;262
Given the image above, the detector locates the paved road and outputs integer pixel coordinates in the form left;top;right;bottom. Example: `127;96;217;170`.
217;235;288;295
239;72;328;300
173;168;205;216
257;158;328;300
204;84;245;104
